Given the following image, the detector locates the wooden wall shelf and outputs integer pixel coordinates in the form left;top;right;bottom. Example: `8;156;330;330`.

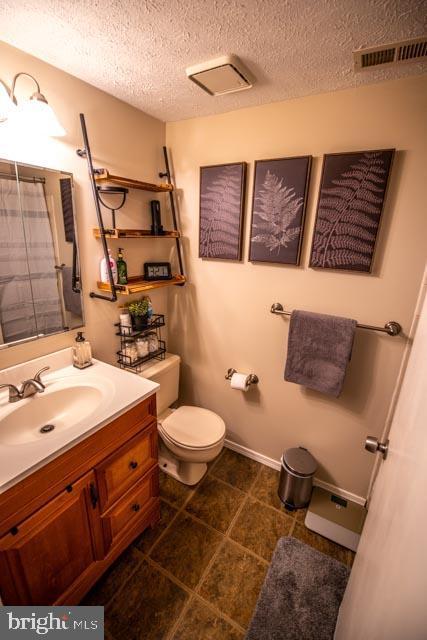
96;274;186;295
94;169;173;193
78;116;184;303
92;228;180;239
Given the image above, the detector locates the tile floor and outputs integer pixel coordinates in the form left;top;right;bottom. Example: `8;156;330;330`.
84;448;354;639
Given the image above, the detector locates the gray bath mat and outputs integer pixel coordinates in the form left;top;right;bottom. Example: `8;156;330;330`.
246;537;349;640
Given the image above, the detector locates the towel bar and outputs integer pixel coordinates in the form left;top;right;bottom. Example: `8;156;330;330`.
270;303;401;336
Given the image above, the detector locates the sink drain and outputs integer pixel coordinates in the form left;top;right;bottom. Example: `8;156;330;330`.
40;424;55;434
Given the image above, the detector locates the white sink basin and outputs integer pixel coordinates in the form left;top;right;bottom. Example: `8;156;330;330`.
0;385;104;446
0;351;159;492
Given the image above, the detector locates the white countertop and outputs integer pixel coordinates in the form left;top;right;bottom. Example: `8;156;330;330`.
0;349;159;493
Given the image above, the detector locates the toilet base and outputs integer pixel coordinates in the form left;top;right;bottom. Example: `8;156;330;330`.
158;443;208;486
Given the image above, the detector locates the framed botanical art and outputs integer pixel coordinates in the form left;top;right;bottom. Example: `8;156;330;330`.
310;149;394;272
199;162;247;260
249;156;312;265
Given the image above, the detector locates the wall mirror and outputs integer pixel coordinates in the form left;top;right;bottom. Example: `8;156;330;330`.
0;158;83;348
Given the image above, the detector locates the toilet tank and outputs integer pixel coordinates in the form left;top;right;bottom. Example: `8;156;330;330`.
139;353;180;415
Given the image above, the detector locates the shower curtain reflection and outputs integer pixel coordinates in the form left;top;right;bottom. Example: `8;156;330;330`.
0;178;63;343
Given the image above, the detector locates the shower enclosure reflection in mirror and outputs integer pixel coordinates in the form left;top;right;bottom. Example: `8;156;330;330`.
0;158;84;348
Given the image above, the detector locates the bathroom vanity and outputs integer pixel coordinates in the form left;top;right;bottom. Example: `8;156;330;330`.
0;350;159;605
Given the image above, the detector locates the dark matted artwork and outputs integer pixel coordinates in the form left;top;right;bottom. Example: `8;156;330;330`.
199;162;246;260
249;156;312;265
310;149;394;272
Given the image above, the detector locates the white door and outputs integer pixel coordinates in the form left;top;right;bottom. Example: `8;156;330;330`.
335;288;427;640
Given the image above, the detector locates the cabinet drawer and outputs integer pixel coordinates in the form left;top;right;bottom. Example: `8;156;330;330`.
96;423;157;512
101;467;158;548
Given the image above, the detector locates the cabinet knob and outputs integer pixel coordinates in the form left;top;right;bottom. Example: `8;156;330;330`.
129;460;138;470
131;503;140;512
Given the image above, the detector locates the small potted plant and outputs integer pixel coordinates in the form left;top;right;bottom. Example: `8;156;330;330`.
127;296;151;331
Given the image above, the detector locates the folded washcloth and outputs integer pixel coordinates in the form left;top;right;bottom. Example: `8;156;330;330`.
284;310;357;397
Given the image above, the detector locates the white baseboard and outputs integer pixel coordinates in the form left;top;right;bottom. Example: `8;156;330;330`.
225;438;281;470
224;438;366;507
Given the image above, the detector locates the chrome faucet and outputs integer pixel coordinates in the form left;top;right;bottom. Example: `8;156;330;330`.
0;384;21;403
0;366;50;403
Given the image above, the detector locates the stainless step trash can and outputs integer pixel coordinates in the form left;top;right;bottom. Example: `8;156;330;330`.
278;447;317;510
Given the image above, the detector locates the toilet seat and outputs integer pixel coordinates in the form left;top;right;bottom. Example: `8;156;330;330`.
159;405;225;450
159;425;224;452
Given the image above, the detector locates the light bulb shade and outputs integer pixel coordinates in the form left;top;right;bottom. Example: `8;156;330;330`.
12;97;66;137
0;82;16;121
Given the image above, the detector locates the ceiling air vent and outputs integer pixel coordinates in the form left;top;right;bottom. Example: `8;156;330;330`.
354;36;427;71
186;55;253;96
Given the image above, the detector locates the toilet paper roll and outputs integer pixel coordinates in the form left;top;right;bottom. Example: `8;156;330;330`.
230;372;249;392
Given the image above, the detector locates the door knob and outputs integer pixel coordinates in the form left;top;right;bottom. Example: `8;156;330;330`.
365;436;389;460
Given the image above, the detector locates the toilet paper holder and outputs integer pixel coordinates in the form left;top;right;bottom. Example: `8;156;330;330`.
225;368;259;385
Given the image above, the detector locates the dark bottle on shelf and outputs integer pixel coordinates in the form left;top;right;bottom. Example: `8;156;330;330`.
150;200;164;235
117;247;128;284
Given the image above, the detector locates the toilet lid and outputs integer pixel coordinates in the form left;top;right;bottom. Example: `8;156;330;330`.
160;406;225;449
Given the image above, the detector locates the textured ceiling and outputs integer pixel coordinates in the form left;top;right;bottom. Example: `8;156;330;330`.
1;0;427;122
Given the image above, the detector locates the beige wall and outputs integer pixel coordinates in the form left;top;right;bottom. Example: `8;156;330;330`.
0;41;169;369
166;75;427;498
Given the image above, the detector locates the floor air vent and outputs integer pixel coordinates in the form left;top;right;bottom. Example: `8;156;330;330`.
354;37;427;70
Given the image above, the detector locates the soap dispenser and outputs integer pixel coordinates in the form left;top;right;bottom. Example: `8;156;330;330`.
73;331;93;369
116;247;128;285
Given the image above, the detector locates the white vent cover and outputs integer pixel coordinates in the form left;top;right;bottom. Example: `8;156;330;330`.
186;55;253;96
354;36;427;70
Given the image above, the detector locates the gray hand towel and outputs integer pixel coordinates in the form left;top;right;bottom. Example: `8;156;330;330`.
62;267;82;318
284;310;357;397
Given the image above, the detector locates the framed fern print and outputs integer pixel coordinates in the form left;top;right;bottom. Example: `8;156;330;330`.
249;156;312;264
199;162;247;260
310;149;394;272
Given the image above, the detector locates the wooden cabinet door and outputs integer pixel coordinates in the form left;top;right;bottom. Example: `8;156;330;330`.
0;471;103;605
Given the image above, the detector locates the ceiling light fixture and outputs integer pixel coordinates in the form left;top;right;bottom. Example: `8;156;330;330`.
0;72;65;137
0;80;16;121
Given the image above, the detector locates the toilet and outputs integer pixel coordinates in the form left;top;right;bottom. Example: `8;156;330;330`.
140;353;226;485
